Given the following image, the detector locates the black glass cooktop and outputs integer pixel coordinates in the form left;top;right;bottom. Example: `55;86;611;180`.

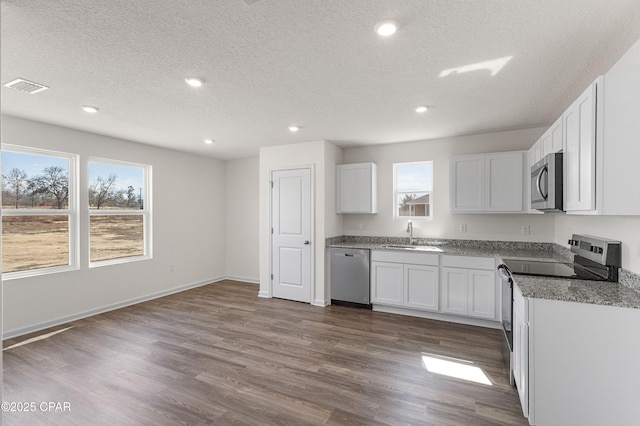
503;259;576;278
502;258;614;281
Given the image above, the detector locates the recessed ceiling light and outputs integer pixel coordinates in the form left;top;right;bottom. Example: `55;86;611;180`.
288;126;300;133
82;106;99;113
204;139;214;145
185;77;204;87
416;105;428;113
375;19;398;37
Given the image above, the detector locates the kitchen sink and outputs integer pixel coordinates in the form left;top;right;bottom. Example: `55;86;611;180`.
382;244;443;252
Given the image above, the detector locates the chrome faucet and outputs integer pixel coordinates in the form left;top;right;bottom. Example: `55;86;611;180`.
407;220;415;245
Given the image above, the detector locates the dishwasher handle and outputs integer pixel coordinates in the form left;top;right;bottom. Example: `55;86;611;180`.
333;251;364;259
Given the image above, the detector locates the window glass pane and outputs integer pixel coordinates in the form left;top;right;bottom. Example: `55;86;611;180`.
396;163;432;192
1;151;69;209
397;192;430;217
2;215;69;273
90;215;144;262
394;161;433;219
88;162;144;210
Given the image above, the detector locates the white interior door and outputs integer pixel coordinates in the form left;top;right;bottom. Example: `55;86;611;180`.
271;168;312;303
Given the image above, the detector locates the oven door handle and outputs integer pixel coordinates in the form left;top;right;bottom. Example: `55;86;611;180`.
498;264;513;284
536;165;549;200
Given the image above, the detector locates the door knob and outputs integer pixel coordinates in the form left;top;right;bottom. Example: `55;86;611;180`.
304;240;310;245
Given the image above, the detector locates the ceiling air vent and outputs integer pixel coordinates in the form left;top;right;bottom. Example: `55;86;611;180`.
3;78;49;94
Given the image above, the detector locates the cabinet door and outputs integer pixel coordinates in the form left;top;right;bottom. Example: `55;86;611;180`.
404;264;439;311
485;152;524;212
564;82;597;211
550;116;563;153
513;306;529;417
440;267;468;315
336;163;377;213
540;129;552;158
532;140;542;166
467;269;496;319
450;156;484;212
370;261;403;306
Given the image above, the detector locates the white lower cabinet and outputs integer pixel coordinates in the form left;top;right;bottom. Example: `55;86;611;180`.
441;267;496;319
371;251;498;321
514;283;640;426
440;255;497;320
371;251;439;312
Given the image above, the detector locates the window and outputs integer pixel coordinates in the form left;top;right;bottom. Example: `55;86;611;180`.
88;159;151;266
393;161;433;220
1;145;78;277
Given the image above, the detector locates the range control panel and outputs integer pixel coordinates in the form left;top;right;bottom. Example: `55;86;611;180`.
568;234;621;267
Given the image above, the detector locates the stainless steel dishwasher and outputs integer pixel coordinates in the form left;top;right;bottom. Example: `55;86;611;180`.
330;248;371;308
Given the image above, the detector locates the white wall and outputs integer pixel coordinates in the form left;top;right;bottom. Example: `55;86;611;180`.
258;140;340;306
324;142;343;238
341;128;556;242
1;116;227;337
224;157;259;283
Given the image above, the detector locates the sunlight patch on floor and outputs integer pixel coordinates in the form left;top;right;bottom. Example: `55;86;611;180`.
421;353;492;386
3;326;75;351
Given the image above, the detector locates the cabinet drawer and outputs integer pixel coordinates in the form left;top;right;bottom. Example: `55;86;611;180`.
441;255;495;270
371;250;438;266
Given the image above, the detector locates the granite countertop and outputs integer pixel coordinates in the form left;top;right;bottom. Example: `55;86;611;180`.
327;238;565;261
327;236;640;310
514;275;640;310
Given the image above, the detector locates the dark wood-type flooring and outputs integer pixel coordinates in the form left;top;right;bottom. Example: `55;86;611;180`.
3;280;527;425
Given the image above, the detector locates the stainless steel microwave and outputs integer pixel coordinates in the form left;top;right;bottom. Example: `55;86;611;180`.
531;152;563;211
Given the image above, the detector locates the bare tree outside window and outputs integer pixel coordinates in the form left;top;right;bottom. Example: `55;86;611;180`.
89;174;118;209
34;166;69;209
4;168;28;208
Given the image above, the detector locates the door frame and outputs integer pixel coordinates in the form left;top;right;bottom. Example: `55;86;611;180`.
269;164;315;302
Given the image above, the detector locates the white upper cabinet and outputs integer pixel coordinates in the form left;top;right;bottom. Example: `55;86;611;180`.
562;38;640;215
599;37;640;215
550;116;564;154
529;115;563;168
451;151;526;213
336;162;377;213
540;116;563;160
563;79;599;212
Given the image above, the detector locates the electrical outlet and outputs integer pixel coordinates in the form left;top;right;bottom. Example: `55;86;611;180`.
522;225;530;235
357;223;363;230
169;264;174;272
459;224;467;233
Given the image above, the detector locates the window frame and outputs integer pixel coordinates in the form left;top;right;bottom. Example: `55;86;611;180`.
393;160;434;221
1;144;79;279
87;157;152;268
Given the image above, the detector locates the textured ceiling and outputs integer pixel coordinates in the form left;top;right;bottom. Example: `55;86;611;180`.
2;0;640;160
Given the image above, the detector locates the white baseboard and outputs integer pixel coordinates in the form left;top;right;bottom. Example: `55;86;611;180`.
372;305;502;329
257;290;271;298
313;298;330;307
225;275;259;285
3;276;226;340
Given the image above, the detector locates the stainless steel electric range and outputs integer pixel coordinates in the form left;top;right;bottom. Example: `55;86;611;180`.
498;234;622;385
